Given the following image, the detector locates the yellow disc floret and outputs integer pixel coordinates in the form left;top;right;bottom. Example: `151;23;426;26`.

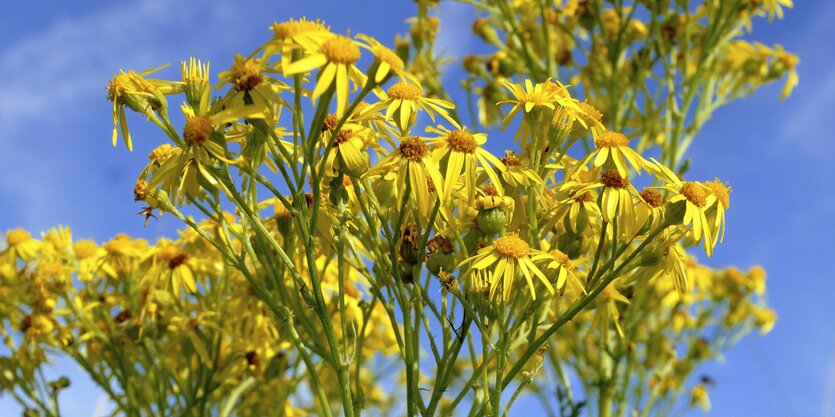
594;131;629;148
493;234;530;259
399;136;429;161
448;129;478;154
705;178;731;209
601;169;629;188
680;182;707;208
322;36;361;65
388;82;423;100
73;240;99;260
6;229;31;247
183;116;213;146
272;18;330;39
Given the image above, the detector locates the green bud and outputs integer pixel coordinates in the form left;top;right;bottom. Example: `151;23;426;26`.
477;207;508;236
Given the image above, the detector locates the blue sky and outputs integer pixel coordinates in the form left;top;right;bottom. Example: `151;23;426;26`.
1;1;833;416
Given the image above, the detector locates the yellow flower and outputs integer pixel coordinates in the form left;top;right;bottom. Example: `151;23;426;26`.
283;35;366;117
498;79;558;130
105;64;179;151
322;123;371;178
146;87;268;206
355;34;416;85
361;81;457;133
3;228;40;261
575;131;650;178
154;242;197;297
369;136;445;220
216;54;288;112
634;188;665;234
597;169;639;230
650;159;717;256
268;17;334;70
497;151;543;188
425;125;505;202
539;249;583;293
460;233;554;301
544;189;601;235
704;178;731;246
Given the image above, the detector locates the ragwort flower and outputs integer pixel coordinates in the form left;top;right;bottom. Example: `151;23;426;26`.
460;233;554;302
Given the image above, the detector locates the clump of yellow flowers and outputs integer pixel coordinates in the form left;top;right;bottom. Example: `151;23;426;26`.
2;1;793;416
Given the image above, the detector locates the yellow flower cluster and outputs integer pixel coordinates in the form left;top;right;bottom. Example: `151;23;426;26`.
3;1;792;415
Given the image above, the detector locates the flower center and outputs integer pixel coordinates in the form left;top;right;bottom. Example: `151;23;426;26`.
232;59;263;91
639;189;663;208
272;18;330;39
334;129;353;145
448;129;478;154
427;235;454;254
705;178;731;209
572;191;596;203
73;241;98;260
322;36;361;65
500;152;522;167
168;253;187;270
578;101;603;123
323;114;339;132
399;136;429;161
7;229;31;247
374;46;405;72
388;82;423;100
601;169;629;188
594;131;629;148
183;116;213;146
482;185;499;196
550;249;573;268
493;234;530;259
680;182;707;208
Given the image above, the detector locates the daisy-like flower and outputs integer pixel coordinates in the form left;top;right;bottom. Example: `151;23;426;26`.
355;34;416;85
105;64;179;151
361;81;457;133
704;178;731;247
153;242;198;297
425;125;505;202
574;131;650;178
597;169;639;231
634;188;665;234
321;123;371;178
496;151;542;188
539;249;584;293
146;94;267;206
283;34;366;117
543;189;601;235
216;54;287;110
498;79;558;131
460;233;554;302
650;159;717;256
2;229;41;262
368;136;444;220
268;17;333;69
72;240;102;283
